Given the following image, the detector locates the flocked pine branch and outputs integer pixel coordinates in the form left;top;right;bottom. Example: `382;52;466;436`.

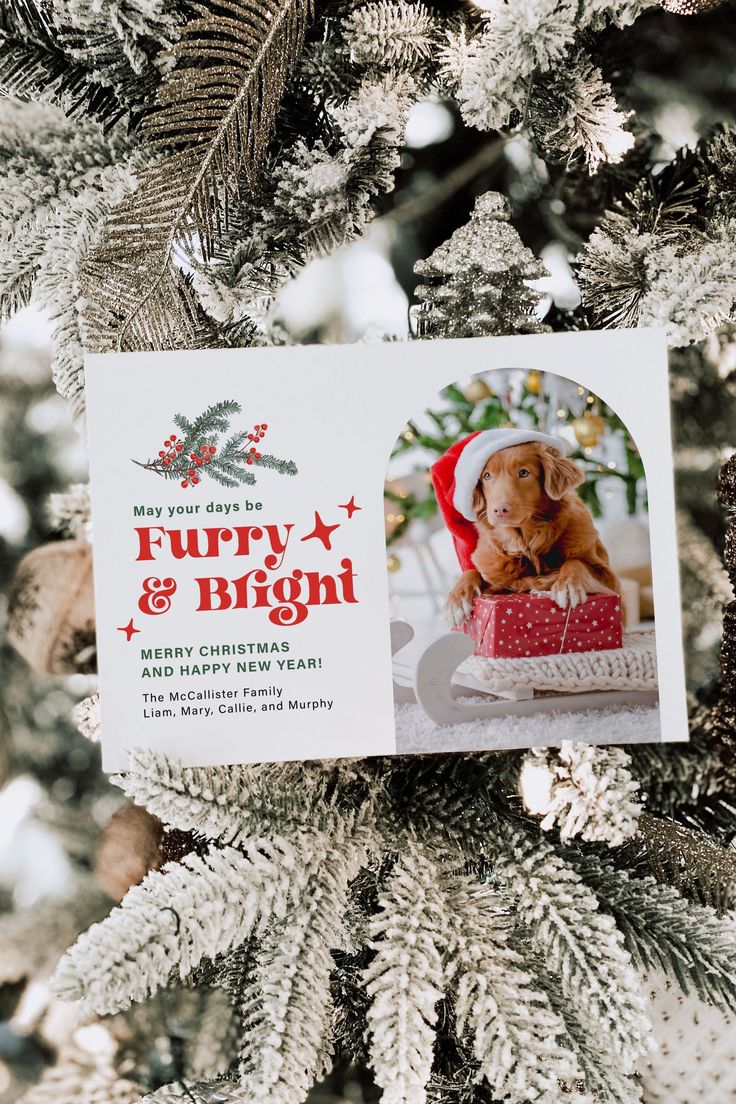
238;825;369;1100
52;840;298;1014
0;18;129;128
445;0;656;134
522;944;644;1104
364;847;446;1104
529;51;634;172
494;823;652;1074
566;847;736;1011
343;0;437;71
193;72;415;337
17;1055;143;1104
117;747;363;843
444;873;582;1101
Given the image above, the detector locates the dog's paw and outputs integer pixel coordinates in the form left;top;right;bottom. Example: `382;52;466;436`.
445;575;482;627
444;592;476;628
551;579;587;610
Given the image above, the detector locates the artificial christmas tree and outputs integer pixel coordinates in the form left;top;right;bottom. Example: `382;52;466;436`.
1;0;736;1102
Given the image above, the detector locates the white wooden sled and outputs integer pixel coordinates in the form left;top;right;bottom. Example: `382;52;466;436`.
391;620;659;726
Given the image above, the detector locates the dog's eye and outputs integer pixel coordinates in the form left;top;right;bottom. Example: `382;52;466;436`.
483;471;492;481
518;468;530;478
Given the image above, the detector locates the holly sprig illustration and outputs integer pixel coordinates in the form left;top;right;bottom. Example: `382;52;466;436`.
132;400;297;488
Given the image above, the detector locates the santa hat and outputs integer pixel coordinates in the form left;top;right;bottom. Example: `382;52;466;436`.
430;428;569;571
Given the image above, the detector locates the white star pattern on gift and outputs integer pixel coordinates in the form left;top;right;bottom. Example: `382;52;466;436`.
464;592;623;659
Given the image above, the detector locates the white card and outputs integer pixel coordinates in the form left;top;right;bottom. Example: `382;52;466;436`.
85;329;687;770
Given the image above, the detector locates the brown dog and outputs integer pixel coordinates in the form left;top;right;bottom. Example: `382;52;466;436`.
446;442;619;626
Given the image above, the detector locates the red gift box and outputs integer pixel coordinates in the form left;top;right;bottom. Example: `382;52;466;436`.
457;592;623;659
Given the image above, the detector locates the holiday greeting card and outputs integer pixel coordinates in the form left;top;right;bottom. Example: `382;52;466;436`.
85;329;687;770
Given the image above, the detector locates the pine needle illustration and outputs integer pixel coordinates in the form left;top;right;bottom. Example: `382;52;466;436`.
132;400;297;489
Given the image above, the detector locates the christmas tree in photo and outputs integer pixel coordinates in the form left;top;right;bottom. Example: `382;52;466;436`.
2;0;736;1102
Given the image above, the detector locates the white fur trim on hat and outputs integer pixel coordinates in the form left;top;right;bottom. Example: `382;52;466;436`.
453;428;569;521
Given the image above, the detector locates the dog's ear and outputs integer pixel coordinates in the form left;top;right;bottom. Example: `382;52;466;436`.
540;446;584;500
471;481;486;518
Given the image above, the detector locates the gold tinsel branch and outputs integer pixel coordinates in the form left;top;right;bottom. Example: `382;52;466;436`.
630;811;736;914
83;0;314;352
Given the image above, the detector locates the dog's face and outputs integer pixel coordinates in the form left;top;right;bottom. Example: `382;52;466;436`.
471;443;584;528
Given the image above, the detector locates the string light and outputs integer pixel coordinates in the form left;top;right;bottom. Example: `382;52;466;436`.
520;759;553;815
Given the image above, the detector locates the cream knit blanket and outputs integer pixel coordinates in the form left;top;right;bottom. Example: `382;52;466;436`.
462;629;657;693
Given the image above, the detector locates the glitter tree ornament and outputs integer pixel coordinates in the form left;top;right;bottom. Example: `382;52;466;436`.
660;0;724;11
413;192;550;340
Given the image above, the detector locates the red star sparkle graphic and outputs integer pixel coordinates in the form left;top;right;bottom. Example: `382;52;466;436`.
117;618;140;641
338;495;361;519
300;511;340;550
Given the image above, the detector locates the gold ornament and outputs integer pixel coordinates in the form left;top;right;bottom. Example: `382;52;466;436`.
572;412;605;448
387;553;401;573
464;378;493;402
95;803;164;902
7;540;96;674
525;369;542;395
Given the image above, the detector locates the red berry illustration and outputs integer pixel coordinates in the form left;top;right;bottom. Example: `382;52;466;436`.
134;404;293;490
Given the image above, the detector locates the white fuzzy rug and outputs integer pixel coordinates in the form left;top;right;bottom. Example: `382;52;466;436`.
394;700;661;754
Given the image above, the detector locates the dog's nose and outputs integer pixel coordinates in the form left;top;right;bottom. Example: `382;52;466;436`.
491;502;513;518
